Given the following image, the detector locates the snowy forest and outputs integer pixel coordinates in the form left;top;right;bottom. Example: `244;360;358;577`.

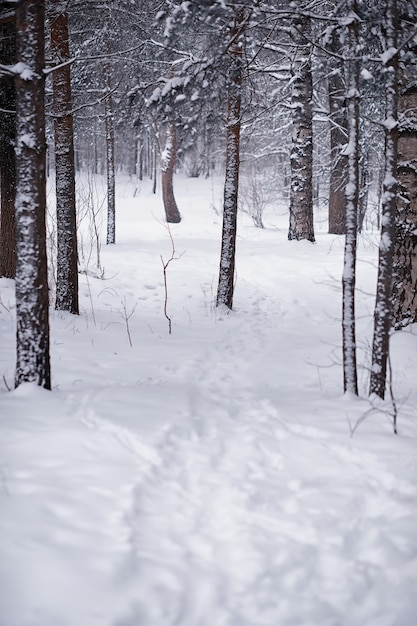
1;1;417;625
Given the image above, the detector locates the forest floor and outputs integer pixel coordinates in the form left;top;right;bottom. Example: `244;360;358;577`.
1;174;417;626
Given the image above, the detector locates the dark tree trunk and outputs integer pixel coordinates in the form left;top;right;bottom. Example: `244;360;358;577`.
152;145;157;195
288;9;315;243
0;8;16;278
342;3;360;395
161;121;181;222
328;33;348;235
369;0;398;399
216;7;244;309
392;27;417;328
50;0;79;314
14;0;51;390
358;152;369;232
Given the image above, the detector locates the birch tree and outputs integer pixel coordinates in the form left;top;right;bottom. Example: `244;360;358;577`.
369;0;398;399
49;0;79;313
216;4;246;309
14;0;51;389
288;4;315;243
341;2;360;395
104;62;116;244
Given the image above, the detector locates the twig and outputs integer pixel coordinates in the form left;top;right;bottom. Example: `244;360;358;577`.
120;297;136;347
84;271;96;327
160;225;184;334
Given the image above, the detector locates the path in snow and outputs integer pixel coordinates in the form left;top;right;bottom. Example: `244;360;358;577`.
113;298;417;626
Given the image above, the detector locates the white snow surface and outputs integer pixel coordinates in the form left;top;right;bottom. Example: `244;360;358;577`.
1;174;417;626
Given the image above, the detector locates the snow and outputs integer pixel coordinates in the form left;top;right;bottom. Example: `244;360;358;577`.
380;47;398;66
360;68;373;81
1;174;417;626
11;61;36;81
382;115;398;131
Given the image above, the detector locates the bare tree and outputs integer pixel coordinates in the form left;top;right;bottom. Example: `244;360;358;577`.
49;0;79;313
327;29;348;235
104;65;116;244
216;4;245;309
342;1;360;395
392;3;417;328
14;0;51;389
288;5;315;243
102;3;116;246
369;0;398;399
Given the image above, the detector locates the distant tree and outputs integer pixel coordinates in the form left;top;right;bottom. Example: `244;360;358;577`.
49;0;79;313
157;0;255;308
104;60;116;243
14;0;50;389
0;4;16;278
161;118;181;223
288;3;315;243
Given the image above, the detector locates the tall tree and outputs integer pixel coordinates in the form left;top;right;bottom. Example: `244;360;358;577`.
104;62;116;244
327;29;348;235
14;0;51;389
49;0;79;313
103;2;116;245
341;1;360;395
0;4;16;278
216;3;246;309
369;0;398;399
392;3;417;328
288;4;315;243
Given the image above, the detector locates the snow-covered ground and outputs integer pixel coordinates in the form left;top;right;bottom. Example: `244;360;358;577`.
1;174;416;626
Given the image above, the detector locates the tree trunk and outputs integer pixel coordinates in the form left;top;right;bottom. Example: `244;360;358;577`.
161;121;181;222
216;7;245;309
50;0;79;314
328;34;348;235
288;9;315;242
357;151;369;232
392;30;417;328
0;8;16;278
369;0;398;399
342;4;360;395
14;0;51;390
105;65;116;244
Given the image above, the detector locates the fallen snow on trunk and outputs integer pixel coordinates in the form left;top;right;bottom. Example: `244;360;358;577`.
1;175;416;626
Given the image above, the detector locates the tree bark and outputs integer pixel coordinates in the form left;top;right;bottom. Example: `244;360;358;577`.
161;120;181;223
50;0;79;314
288;9;315;243
342;3;360;395
14;0;51;390
369;0;398;399
328;32;348;235
0;8;16;278
392;24;417;328
105;66;116;244
216;7;244;309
